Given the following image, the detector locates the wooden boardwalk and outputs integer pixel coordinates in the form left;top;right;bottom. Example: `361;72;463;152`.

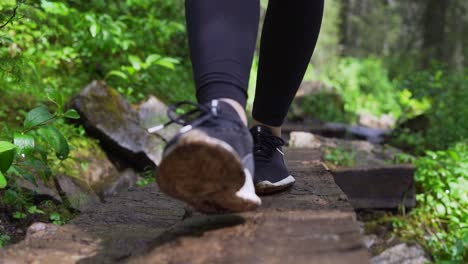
0;148;369;264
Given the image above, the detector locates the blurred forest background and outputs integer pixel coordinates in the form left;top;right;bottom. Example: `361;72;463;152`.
0;0;467;262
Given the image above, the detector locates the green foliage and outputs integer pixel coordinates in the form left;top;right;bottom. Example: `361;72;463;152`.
324;147;355;167
392;66;468;152
295;91;352;123
321;57;402;120
49;212;65;225
0;0;192;225
0;233;10;248
302;57;403;123
12;211;27;220
136;168;156;187
11;205;45;219
0;0;192;104
136;177;155;187
393;142;468;262
27;205;45;215
0;103;77;191
392;152;416;164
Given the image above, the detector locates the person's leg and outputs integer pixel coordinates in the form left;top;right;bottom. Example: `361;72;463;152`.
156;0;262;213
252;0;324;136
250;0;324;194
185;0;260;125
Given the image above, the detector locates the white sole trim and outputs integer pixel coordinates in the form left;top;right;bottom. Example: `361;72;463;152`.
236;169;262;205
256;175;296;188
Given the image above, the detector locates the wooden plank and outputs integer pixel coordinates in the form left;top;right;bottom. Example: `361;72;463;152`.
130;211;368;264
0;149;369;264
130;148;369;264
331;165;415;209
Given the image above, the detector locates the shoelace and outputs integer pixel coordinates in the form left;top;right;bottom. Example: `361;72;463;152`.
147;100;242;134
253;131;285;160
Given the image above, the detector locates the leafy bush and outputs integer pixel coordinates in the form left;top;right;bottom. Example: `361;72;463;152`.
289;57;403;123
0;0;192;104
393;66;468;151
393;142;468;262
0;102;79;243
0;0;193;230
0;103;79;196
320;57;402;121
290;90;352;123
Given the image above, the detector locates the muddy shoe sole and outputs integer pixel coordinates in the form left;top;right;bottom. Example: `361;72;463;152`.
156;131;261;214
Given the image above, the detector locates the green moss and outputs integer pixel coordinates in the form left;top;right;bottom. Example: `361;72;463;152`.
50;135;104;180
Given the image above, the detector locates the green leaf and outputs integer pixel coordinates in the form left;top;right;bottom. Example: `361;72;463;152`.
63;109;80;119
155;57;179;70
13;212;26;219
50;212;61;221
145;54;161;65
3;189;18;205
13;133;35;155
105;70;128;80
24;106;54;129
0;142;15;173
45;89;65;113
28;206;45;215
128;55;142;71
0;141;16;153
447;150;459;161
40;0;70;15
89;24;99;37
38;126;69;160
0;171;6;189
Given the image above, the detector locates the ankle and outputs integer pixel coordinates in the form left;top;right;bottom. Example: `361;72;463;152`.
252;119;282;137
219;98;248;126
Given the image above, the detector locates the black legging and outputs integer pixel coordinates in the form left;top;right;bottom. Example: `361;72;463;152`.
185;0;324;126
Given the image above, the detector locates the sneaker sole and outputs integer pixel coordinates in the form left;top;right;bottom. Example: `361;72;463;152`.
255;175;296;195
156;130;261;214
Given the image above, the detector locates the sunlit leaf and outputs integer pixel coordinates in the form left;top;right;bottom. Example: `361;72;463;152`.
106;70;128;80
40;0;70;15
13;133;34;155
0;171;7;189
145;54;161;65
447;150;459;161
63;109;80;119
89;24;99;37
128;55;142;71
155;57;179;70
0;141;16;153
28;206;45;215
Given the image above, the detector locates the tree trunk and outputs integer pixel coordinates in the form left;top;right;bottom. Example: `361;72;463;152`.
339;0;351;55
421;0;450;67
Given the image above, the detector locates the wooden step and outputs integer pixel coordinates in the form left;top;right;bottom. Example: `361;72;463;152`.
0;148;369;264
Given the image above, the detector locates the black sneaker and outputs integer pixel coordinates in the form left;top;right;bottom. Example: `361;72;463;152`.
149;100;261;213
251;125;295;195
